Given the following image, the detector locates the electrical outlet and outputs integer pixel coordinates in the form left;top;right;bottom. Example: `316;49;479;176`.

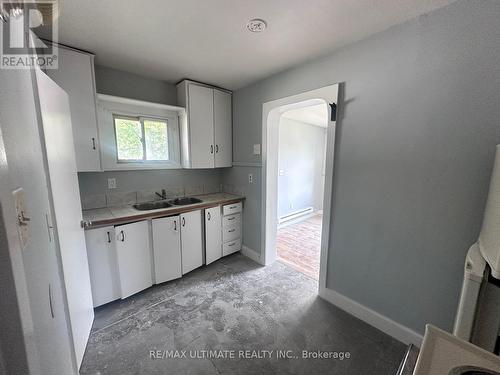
108;178;117;189
248;174;253;183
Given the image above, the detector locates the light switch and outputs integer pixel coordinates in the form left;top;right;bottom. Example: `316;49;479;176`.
248;174;253;183
253;144;261;155
12;187;30;249
108;178;117;189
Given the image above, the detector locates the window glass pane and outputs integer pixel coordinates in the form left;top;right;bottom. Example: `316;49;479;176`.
114;117;143;160
144;119;169;161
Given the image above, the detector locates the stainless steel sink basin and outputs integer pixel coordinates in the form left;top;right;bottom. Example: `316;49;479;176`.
168;197;203;206
133;200;172;211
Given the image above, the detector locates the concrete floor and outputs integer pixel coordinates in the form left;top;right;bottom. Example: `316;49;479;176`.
81;253;406;375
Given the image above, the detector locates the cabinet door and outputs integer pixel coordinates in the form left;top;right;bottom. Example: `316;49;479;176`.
152;216;182;284
46;46;101;172
180;210;203;274
205;207;222;265
214;89;232;168
115;221;152;298
188;84;215;168
85;227;120;307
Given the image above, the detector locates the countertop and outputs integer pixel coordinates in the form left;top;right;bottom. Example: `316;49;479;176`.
82;193;245;229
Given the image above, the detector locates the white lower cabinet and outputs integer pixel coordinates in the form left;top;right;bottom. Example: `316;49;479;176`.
205;206;222;265
222;203;242;256
85;226;120;307
115;221;152;298
180;210;203;274
152;216;182;284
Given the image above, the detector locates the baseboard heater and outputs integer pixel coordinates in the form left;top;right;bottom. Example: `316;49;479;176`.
279;207;314;224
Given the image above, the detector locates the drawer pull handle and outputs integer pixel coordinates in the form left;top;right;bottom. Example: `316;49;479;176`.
120;230;125;242
228;242;236;247
174;220;177;231
228;229;236;233
107;231;111;243
207;212;211;221
91;137;96;150
229;205;237;209
182;217;186;227
228;217;235;221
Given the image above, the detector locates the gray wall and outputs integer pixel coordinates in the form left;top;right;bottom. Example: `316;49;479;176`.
94;65;177;105
278;117;326;218
225;0;500;335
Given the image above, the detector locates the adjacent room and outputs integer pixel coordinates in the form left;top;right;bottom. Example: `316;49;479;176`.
276;103;328;280
1;1;500;375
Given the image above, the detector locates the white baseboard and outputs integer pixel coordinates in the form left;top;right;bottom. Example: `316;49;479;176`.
319;286;423;347
241;246;264;265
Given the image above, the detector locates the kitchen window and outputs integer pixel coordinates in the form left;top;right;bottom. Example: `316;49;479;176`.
114;116;170;162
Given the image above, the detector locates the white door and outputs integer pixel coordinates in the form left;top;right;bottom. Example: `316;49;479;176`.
181;210;203;274
115;221;152;298
188;84;214;168
152;216;182;284
46;46;101;172
85;227;120;307
214;89;232;167
205;207;222;265
35;70;94;368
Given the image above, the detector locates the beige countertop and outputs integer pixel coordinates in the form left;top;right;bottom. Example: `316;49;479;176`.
82;193;245;229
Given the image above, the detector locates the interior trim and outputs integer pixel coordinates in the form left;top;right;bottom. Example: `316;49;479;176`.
319;286;423;347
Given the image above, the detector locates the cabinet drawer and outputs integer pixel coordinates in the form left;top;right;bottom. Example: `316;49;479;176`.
223;223;241;243
223;202;242;216
223;238;241;256
223;213;241;227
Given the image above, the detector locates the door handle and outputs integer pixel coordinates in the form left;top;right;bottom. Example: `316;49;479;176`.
207;212;211;221
91;137;96;150
120;230;125;242
48;283;55;318
107;231;111;243
182;217;185;227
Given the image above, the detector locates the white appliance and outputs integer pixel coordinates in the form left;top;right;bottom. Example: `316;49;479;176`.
414;325;500;375
454;145;500;352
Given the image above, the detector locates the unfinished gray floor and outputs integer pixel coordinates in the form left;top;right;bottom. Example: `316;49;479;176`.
81;253;406;374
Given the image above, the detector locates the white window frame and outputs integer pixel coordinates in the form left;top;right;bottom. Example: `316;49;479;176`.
97;94;184;170
113;115;172;163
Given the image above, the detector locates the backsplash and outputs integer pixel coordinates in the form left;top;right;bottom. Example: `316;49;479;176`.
78;169;226;210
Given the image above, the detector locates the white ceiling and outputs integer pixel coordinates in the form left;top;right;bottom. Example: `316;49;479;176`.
282;104;329;128
43;0;456;90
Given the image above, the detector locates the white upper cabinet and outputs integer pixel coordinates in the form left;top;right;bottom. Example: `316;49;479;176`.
214;90;232;168
177;80;232;168
45;45;101;172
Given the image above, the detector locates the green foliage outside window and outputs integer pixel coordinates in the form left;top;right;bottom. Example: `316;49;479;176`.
114;116;169;162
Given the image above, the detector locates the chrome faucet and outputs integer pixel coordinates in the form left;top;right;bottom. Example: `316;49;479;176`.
155;189;166;200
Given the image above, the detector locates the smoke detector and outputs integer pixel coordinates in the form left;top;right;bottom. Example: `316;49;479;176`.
246;19;267;33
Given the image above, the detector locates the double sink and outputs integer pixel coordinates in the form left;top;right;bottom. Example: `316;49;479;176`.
133;197;203;211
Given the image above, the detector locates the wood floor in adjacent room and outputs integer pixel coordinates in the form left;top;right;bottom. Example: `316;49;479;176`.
276;214;322;280
81;253;405;375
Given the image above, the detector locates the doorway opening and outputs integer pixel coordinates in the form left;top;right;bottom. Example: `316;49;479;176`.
275;103;328;280
261;84;339;294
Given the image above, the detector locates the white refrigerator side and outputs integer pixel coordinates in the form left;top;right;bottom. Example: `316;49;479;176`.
35;70;94;368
